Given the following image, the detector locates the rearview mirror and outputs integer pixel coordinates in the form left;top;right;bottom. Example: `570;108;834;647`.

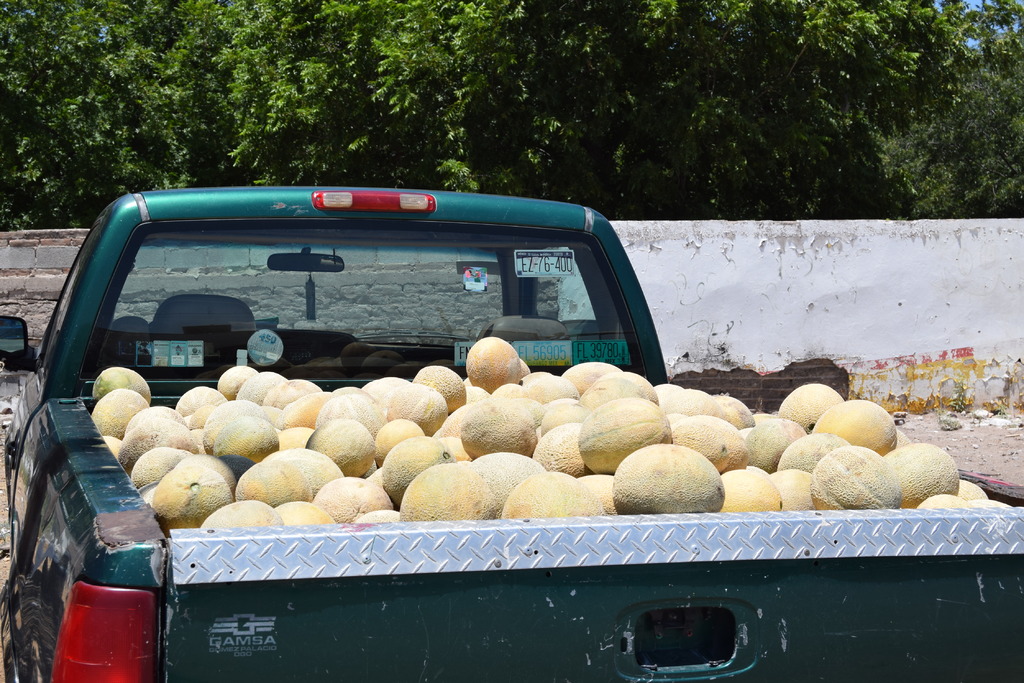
0;316;29;362
267;247;345;273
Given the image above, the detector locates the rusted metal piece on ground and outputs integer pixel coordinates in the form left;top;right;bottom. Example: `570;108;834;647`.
959;470;1024;506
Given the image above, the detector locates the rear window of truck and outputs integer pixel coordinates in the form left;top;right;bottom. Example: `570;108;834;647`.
80;218;646;382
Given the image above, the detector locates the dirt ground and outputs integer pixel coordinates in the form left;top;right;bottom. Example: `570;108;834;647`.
896;410;1024;485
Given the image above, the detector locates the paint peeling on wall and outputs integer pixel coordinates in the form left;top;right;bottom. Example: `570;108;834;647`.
614;219;1024;414
842;347;1024;414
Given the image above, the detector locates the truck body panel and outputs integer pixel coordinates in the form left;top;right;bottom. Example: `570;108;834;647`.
5;187;1024;681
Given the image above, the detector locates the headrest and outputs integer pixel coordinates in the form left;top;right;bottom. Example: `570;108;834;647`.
150;294;256;335
480;315;568;341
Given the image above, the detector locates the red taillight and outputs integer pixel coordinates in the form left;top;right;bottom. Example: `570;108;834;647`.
312;189;436;213
52;581;157;683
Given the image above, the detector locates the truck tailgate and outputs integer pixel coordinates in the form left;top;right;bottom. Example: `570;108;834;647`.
164;510;1024;682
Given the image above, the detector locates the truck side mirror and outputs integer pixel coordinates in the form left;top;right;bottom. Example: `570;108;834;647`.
0;316;31;368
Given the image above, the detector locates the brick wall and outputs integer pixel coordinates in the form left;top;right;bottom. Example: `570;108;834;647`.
0;229;88;345
670;359;849;413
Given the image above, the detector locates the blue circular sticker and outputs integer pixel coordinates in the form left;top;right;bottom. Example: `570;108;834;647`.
247;329;284;366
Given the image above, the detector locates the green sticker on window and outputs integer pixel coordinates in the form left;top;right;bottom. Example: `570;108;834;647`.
512;340;573;366
573;340;630;366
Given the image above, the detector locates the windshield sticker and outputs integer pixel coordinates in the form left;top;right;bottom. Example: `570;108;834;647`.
462;266;488;292
247;329;284;366
454;341;473;366
135;341;154;366
514;249;576;278
573;340;631;366
513;340;572;366
456;339;574;367
144;339;206;367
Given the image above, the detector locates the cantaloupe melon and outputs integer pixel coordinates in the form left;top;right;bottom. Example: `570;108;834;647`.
612;443;725;514
379;436;454;506
399;464;491;522
275;392;333;430
466;337;526;393
174;454;239;493
884;443;960;508
918;494;972;509
539;401;590;435
778;383;846;432
580;375;653;410
501;472;603;519
212;415;280;462
385;383;449;435
125;406;187;434
744;418;806;473
315;393;386;436
264;448;344;496
713;395;756;430
578;474;616;515
151;464;234;532
277;426;316;451
119;421;196;472
201;500;283;529
562;362;622;395
262;379;322;410
275;501;334;526
355;509;401;523
459;399;538;459
578;398;671;474
374;419;426;466
130;447;192;488
92;388;151;439
235;371;288;405
437;436;471;462
777;433;850;473
720;469;783;512
532;422;587;478
669;415;749;473
187;403;218;430
812;400;898;455
312;477;394;523
217;365;259;400
810;446;902;510
523;375;579;404
235;460;312;507
653;385;725;419
202;400;269;452
492;383;526;399
957;479;988;501
468;452;546;519
93;366;151;403
175;386;227;417
770;469;815;511
305;418;376;476
413;365;467;413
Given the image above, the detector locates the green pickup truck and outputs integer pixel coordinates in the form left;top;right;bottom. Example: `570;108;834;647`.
3;187;1024;683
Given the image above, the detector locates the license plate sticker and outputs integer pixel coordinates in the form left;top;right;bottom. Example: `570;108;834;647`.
512;340;573;366
514;250;576;278
573;340;630;365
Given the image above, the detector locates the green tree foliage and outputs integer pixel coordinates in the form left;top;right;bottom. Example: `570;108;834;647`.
884;0;1024;218
225;0;966;219
0;0;969;228
0;0;242;230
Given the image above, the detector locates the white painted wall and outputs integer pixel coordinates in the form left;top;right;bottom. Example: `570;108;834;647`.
613;219;1024;412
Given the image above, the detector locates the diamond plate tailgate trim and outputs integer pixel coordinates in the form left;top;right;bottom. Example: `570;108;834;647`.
169;508;1024;585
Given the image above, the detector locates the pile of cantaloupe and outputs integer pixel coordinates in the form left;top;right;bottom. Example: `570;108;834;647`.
90;336;1007;534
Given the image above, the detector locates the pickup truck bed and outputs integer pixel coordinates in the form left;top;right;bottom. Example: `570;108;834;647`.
5;187;1024;683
